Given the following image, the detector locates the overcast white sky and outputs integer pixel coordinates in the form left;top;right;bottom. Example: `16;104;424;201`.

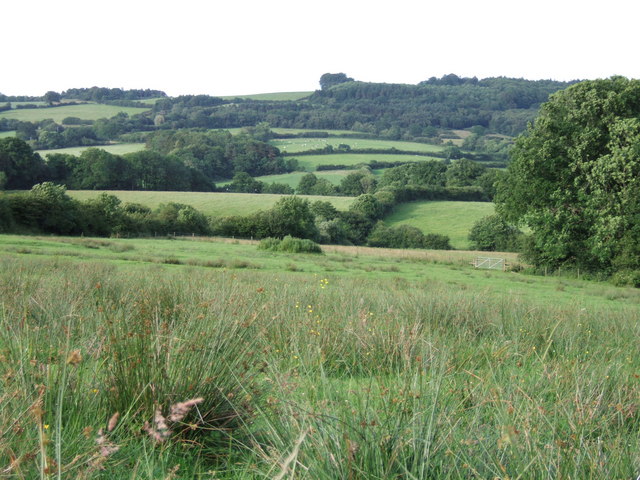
2;0;638;97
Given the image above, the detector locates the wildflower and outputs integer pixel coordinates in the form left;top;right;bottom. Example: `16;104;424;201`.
43;424;50;430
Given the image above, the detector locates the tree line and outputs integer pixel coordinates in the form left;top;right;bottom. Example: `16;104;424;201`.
0;184;451;250
150;75;575;138
0;131;297;191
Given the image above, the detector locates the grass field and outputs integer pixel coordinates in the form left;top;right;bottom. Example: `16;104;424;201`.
293;153;442;170
219;169;361;188
0;103;150;122
271;137;446;154
223;127;359;136
221;91;313;101
385;200;495;249
67;190;355;216
0;235;639;478
37;143;146;157
0;130;15;138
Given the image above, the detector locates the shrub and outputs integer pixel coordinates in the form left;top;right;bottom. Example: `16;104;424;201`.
610;270;640;288
468;215;522;251
258;235;322;254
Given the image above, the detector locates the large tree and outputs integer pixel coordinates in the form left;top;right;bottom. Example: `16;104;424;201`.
495;76;640;273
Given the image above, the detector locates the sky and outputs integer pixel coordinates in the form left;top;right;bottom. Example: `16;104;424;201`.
3;0;638;97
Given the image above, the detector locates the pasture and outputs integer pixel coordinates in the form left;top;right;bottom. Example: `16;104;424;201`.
271;137;446;154
384;200;495;249
219;169;361;188
37;143;146;158
0;235;639;478
66;190;355;216
0;103;150;122
293;153;442;170
0;130;15;138
221;91;313;101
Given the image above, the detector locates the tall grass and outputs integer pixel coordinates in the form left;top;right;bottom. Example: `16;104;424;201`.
0;255;638;478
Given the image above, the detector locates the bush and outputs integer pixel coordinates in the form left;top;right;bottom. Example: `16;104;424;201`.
258;235;322;254
468;215;522;251
610;270;640;288
423;233;452;250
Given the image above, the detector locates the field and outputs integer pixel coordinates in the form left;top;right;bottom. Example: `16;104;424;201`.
221;91;313;101
0;130;15;138
224;127;363;136
1;235;639;478
66;190;355;216
271;137;446;154
293;153;442;170
37;143;146;158
0;103;150;122
385;201;495;249
219;169;361;188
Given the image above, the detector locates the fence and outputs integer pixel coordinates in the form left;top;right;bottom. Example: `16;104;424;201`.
471;257;508;271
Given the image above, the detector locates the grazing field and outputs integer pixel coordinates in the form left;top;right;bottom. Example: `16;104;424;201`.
37;142;146;158
0;130;15;138
66;190;355;216
219;169;361;188
294;153;442;170
1;235;639;479
385;200;495;249
221;91;313;101
271;137;446;154
0;103;150;122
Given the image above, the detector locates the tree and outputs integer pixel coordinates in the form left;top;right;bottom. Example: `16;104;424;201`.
227;172;263;193
319;73;354;90
43;91;61;105
495;76;640;272
266;196;318;240
0;137;45;189
468;215;522;252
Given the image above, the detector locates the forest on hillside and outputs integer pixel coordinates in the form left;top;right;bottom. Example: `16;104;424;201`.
0;75;575;151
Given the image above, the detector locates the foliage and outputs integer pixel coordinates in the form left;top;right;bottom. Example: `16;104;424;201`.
468;215;523;251
0;137;46;189
496;76;640;273
319;72;354;90
257;235;322;253
368;222;451;249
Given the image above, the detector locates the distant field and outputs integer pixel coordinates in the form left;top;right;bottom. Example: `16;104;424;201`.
223;127;357;136
67;191;355;216
37;143;146;157
271;137;445;154
7;101;47;107
219;169;360;188
0;103;150;122
384;200;495;249
136;97;164;105
293;153;442;170
221;91;313;101
0;131;15;138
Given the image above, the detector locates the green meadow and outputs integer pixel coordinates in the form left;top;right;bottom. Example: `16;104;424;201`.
294;153;442;170
385;201;496;249
221;91;313;101
0;130;15;138
271;137;446;154
1;235;639;478
37;142;146;158
219;169;361;188
0;103;150;122
66;191;355;216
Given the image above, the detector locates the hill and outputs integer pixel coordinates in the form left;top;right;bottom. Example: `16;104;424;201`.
152;75;575;137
